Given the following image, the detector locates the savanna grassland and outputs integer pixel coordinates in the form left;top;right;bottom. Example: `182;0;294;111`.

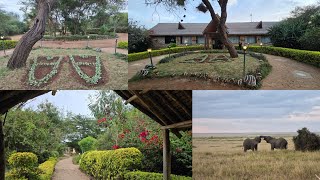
193;135;320;180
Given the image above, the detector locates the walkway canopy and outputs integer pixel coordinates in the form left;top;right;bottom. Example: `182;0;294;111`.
0;90;192;180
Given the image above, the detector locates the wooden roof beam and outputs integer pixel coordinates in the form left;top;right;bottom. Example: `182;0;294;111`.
164;91;191;117
161;120;192;130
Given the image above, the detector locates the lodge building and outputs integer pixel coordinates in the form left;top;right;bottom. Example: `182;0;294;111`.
149;19;278;49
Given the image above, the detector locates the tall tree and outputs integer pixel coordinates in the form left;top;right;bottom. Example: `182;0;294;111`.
145;0;238;58
7;0;57;69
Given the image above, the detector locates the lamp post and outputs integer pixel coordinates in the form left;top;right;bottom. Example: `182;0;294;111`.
243;45;247;78
87;35;90;48
168;45;171;57
147;48;154;68
1;36;5;56
115;38;118;54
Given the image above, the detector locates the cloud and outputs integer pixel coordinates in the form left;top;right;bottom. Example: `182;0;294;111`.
228;0;238;6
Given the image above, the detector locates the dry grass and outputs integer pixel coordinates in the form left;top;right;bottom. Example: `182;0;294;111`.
0;47;127;90
154;53;260;80
193;136;320;180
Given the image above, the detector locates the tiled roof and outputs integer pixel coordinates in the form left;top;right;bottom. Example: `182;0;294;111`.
149;22;278;36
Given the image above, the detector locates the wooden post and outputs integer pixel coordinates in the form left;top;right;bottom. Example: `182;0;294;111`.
0;118;5;180
163;129;171;180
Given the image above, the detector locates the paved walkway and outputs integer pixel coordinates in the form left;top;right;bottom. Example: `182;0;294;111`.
52;156;90;180
128;55;169;78
261;54;320;90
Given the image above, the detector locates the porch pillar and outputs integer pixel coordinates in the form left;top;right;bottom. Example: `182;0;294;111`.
163;129;171;180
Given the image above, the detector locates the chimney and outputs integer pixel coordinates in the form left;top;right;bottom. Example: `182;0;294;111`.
178;22;185;30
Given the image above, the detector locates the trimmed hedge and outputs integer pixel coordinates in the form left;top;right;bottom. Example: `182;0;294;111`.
38;157;58;180
124;171;192;180
247;46;320;67
43;34;116;41
0;40;18;50
79;148;143;179
118;41;128;49
128;45;205;62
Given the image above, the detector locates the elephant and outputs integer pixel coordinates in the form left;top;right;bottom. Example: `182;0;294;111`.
261;136;288;150
243;136;261;152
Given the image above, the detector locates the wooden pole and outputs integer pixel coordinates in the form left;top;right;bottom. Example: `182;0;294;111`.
163;129;171;180
0;118;5;180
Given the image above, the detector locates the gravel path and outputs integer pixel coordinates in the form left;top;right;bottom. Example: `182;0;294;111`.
52;156;90;180
261;54;320;90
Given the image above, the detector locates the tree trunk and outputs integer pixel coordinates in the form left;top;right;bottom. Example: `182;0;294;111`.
202;0;238;58
7;0;56;69
0;119;5;180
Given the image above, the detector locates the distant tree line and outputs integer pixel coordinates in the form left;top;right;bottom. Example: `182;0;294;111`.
0;9;28;36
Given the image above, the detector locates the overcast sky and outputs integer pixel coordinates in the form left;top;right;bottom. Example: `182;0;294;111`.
129;0;319;28
24;90;98;118
193;91;320;133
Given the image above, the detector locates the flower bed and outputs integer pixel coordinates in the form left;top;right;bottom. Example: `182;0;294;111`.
28;56;63;87
69;55;102;85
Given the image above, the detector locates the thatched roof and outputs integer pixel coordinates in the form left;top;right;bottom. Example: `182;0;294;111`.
115;90;192;133
0;90;49;114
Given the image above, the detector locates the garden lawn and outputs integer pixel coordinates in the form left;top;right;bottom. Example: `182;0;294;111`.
148;53;261;80
0;48;127;89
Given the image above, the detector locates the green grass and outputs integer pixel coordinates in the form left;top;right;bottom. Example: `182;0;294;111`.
139;53;260;80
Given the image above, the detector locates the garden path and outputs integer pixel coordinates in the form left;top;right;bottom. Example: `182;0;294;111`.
128;55;168;79
261;54;320;90
52;155;90;180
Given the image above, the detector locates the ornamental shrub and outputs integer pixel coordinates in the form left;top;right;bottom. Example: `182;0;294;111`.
124;171;192;180
246;46;320;67
42;34;116;41
38;157;58;180
293;127;320;151
128;45;205;62
0;40;18;50
79;148;143;179
118;41;128;49
6;152;41;180
78;136;97;153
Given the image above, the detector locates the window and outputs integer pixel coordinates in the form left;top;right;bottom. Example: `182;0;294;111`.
196;36;205;44
245;36;257;44
228;36;240;43
165;36;176;44
182;36;192;45
261;36;271;43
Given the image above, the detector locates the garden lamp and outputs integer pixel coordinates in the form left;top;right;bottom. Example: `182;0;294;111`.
168;45;171;57
87;35;90;47
243;45;248;78
260;43;263;47
1;36;5;55
147;48;154;67
115;38;118;54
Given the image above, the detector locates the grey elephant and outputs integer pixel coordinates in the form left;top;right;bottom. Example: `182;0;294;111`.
261;136;288;150
243;136;261;152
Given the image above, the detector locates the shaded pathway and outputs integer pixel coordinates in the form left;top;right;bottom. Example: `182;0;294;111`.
52;155;90;180
261;54;320;90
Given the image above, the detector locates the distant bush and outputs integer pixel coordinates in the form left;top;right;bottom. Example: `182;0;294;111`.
78;136;97;153
38;157;58;180
128;45;205;62
293;127;320;151
43;34;116;41
72;154;81;165
79;148;143;179
118;41;128;49
0;40;18;50
168;43;177;48
299;27;320;51
246;46;320;67
124;171;192;180
6;152;41;180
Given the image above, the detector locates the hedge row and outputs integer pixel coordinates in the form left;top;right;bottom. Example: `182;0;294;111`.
246;46;320;67
38;157;58;180
79;148;143;179
0;40;18;50
128;45;205;62
43;34;117;41
124;171;192;180
118;41;128;49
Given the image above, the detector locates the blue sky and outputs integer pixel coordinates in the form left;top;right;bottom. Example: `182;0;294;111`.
193;91;320;133
24;90;98;117
129;0;319;28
